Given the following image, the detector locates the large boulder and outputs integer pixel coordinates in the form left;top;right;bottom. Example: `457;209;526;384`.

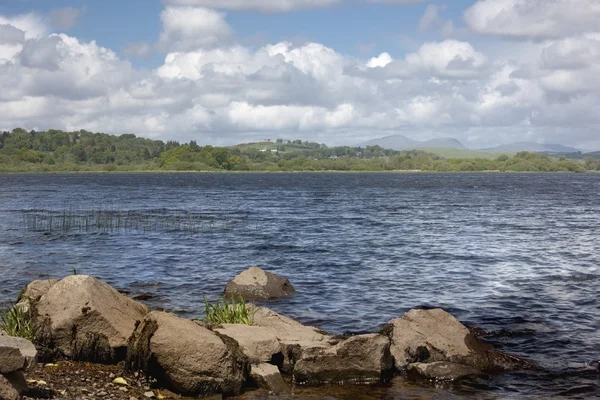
382;308;535;372
16;279;58;312
250;363;290;394
224;267;296;301
34;275;148;363
293;334;393;386
0;332;37;374
127;311;248;397
251;306;336;372
214;324;282;363
407;362;485;381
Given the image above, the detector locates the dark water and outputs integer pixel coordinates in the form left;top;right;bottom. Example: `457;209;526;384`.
0;173;598;399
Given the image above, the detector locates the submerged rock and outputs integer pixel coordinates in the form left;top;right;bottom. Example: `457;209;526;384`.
250;363;290;394
224;266;296;301
127;311;248;397
382;308;536;372
214;324;282;363
293;334;393;386
407;362;485;381
34;275;148;363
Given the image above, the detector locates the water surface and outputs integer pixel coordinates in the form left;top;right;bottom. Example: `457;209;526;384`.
0;173;598;399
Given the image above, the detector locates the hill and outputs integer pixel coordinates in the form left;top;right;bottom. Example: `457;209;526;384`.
358;135;466;151
481;142;580;153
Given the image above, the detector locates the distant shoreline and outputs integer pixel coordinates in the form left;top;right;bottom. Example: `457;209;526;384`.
0;169;597;175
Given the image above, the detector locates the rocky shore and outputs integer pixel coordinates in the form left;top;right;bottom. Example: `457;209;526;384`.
1;267;538;399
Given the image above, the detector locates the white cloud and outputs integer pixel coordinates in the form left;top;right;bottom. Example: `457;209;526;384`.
162;0;341;13
1;3;600;149
158;6;233;52
465;0;600;39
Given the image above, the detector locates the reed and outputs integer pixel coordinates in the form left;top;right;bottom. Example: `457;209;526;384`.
202;296;253;325
22;203;259;235
1;303;35;340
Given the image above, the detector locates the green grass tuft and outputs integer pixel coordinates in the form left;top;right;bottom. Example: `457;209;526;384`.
1;303;35;340
202;296;253;325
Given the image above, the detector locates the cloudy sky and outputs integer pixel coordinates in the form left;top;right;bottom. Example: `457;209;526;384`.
1;0;599;149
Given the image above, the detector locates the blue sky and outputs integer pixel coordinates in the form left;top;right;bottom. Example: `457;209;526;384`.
1;0;599;149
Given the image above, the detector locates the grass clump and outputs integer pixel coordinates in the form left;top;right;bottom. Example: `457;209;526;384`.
1;303;35;340
202;296;253;325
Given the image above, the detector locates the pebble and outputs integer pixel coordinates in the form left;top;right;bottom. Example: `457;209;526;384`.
143;391;155;398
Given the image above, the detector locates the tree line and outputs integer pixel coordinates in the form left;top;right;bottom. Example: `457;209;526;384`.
0;128;592;173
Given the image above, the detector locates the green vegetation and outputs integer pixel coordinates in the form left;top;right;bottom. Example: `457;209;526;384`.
202;296;253;325
0;128;593;173
417;148;513;160
0;303;35;340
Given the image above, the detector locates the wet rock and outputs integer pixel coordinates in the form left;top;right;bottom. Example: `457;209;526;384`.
34;275;148;363
0;372;27;400
382;308;536;372
126;311;248;397
0;332;38;374
224;266;296;301
16;279;58;313
293;334;393;386
407;362;485;381
251;306;336;372
249;363;290;394
132;293;155;301
214;324;282;363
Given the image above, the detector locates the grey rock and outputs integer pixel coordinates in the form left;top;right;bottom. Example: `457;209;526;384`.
16;279;58;313
383;308;536;372
249;363;290;394
127;311;247;397
0;372;28;400
34;275;148;363
293;334;393;386
0;332;38;373
224;267;296;301
214;324;281;363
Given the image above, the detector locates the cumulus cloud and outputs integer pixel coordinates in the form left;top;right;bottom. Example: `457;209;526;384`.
465;0;600;39
157;6;233;52
1;2;600;149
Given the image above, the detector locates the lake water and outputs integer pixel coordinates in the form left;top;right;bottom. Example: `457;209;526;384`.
0;173;598;399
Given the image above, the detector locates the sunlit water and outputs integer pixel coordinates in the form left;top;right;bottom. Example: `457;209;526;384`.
1;173;598;399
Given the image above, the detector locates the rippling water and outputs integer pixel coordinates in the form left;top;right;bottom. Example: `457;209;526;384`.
1;173;598;399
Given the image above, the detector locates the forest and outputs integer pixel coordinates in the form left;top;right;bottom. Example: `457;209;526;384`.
0;128;593;173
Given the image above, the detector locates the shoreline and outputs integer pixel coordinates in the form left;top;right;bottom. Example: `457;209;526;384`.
0;169;596;175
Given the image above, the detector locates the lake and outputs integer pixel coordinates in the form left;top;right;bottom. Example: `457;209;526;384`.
0;173;598;399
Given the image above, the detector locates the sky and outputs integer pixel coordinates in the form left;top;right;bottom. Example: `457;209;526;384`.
0;0;599;149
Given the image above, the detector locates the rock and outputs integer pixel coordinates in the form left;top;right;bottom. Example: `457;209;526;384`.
127;311;247;397
132;293;155;301
34;275;148;363
143;391;155;398
214;324;282;363
16;279;58;313
0;332;38;374
0;372;28;400
383;308;536;372
407;362;485;381
224;266;296;301
293;334;393;386
251;306;336;372
250;363;290;394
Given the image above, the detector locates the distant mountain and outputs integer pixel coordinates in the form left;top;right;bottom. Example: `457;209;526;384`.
359;135;466;151
481;142;581;153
